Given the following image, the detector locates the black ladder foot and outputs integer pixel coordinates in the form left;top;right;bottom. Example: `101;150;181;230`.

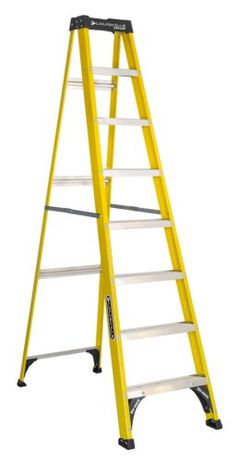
17;379;27;387
206;419;223;430
118;438;135;450
86;348;102;374
93;366;102;373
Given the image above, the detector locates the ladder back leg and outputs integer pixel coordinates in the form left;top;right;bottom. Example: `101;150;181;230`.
77;27;134;444
17;31;75;387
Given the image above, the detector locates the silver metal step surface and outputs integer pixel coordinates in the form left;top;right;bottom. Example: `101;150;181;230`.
103;168;160;177
68;78;115;90
109;219;172;230
97;118;151;126
127;374;207;399
121;322;197;340
115;270;184;285
92;66;139;77
53;176;109;186
39;265;101;279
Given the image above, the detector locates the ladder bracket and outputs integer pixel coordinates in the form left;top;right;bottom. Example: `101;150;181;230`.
17;358;38;387
25;357;38;376
128;396;145;427
190;385;213;413
69;15;133;34
86;348;102;373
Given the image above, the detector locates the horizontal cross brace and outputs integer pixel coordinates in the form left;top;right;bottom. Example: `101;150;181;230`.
110;203;161;214
45;205;99;218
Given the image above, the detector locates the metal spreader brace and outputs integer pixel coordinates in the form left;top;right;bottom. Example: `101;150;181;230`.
17;15;222;449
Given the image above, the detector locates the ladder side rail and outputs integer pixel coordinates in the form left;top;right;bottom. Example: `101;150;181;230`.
78;28;133;442
18;31;75;385
122;32;219;420
95;32;121;370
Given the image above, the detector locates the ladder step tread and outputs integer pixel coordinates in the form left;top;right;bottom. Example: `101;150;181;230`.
97;117;151;126
109;219;171;229
127;374;207;398
115;270;184;285
121;322;197;340
39;265;101;279
103;168;160;177
92;66;139;77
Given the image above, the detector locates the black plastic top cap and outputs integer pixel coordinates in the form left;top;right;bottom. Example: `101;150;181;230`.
70;15;133;33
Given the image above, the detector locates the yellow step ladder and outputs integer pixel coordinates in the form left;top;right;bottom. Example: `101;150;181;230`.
17;15;222;449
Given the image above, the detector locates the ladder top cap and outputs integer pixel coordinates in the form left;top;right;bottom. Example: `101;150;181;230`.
69;15;133;33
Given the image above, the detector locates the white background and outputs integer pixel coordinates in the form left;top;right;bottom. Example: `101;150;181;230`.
0;1;235;459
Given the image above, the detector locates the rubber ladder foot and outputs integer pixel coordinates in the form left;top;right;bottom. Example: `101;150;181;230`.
93;366;102;374
118;438;135;450
206;419;223;430
17;379;27;387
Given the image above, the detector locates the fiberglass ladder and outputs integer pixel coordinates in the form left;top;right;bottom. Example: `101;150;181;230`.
17;15;222;449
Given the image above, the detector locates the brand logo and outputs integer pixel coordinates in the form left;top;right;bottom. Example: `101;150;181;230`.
196;386;209;399
106;295;115;339
90;20;126;31
130;399;142;415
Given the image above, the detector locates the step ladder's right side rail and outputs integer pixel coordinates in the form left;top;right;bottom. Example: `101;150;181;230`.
122;32;219;422
78;27;133;444
95;31;121;372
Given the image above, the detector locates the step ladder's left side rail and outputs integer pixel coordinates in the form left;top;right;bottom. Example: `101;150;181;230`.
122;32;219;422
17;31;75;386
77;27;133;443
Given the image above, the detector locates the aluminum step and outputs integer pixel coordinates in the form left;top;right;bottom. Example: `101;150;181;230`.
109;219;171;230
115;270;184;285
103;169;160;177
39;265;101;279
68;78;115;90
128;374;207;399
121;322;197;340
92;66;139;77
97;118;151;126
